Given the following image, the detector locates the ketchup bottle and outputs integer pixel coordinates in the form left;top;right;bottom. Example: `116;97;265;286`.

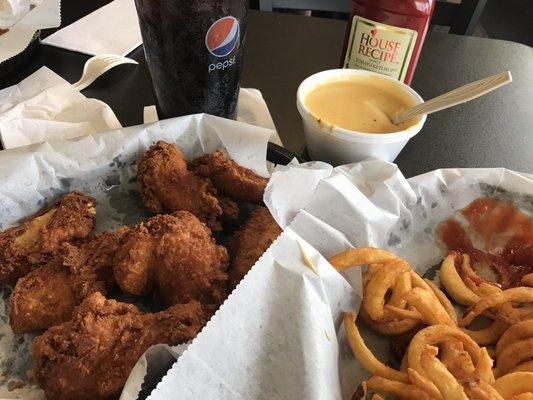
341;0;435;85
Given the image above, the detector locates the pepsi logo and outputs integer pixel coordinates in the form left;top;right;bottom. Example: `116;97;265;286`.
205;16;240;58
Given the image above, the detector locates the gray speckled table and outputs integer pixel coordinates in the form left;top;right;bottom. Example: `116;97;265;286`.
241;11;533;177
3;8;532;177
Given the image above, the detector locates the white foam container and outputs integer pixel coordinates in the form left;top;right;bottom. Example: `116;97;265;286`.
296;69;427;166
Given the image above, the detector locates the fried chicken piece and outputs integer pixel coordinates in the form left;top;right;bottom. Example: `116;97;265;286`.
9;260;77;334
10;230;128;333
192;149;269;204
31;293;209;400
153;213;229;305
63;229;130;297
114;211;229;306
138;141;224;230
218;195;240;221
229;207;282;287
0;192;96;286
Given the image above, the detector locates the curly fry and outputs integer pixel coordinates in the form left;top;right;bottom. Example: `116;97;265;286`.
496;319;533;357
439;253;481;306
440;340;476;380
364;375;434;400
424;278;458;324
459;287;533;327
463;320;509;346
407;367;443;400
420;346;469;400
344;312;409;383
465;382;505;400
493;372;533;398
496;338;533;377
512;361;533;373
388;271;412;309
359;306;419;336
408;325;494;384
363;260;411;322
403;287;456;326
328;248;399;272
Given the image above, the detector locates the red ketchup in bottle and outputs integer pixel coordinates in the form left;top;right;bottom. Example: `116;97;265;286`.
341;0;435;85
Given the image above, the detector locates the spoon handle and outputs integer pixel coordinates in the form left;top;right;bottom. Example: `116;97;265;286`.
391;71;513;125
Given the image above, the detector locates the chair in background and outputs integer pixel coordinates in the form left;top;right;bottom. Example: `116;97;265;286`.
254;0;488;35
258;0;350;13
433;0;487;35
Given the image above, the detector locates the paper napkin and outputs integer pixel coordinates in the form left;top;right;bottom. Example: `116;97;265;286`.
0;66;122;149
41;0;141;56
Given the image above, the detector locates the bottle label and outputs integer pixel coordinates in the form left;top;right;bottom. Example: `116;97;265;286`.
343;15;418;82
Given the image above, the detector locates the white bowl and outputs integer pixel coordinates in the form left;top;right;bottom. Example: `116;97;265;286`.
296;69;426;166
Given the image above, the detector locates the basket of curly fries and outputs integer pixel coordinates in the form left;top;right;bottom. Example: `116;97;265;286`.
261;160;533;400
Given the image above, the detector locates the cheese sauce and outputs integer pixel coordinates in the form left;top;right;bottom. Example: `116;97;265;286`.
304;75;418;134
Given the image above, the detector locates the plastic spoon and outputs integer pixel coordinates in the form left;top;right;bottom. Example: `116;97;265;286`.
391;71;513;125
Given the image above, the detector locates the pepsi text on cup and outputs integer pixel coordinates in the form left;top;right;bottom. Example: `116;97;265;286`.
206;16;240;74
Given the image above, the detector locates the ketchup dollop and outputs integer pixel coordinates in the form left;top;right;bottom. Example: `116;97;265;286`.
436;197;533;289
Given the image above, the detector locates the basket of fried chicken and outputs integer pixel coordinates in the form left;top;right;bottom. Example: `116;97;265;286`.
0;140;285;400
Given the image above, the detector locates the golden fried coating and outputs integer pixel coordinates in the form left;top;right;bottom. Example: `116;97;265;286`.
229;207;282;287
112;227;153;296
63;229;130;297
153;213;229;305
9;260;76;334
12;212;227;334
10;230;128;333
192;149;269;204
0;192;96;286
138;141;223;229
114;212;229;306
218;196;240;221
31;293;209;400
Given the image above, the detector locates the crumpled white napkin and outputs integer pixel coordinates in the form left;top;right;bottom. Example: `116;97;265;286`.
0;66;122;149
0;0;60;63
41;0;142;56
0;0;30;28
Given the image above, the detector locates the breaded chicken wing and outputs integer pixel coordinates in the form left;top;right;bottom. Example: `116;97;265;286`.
114;211;229;306
31;293;209;400
138;141;224;229
192;149;268;204
229;207;282;287
10;230;127;333
0;192;96;286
